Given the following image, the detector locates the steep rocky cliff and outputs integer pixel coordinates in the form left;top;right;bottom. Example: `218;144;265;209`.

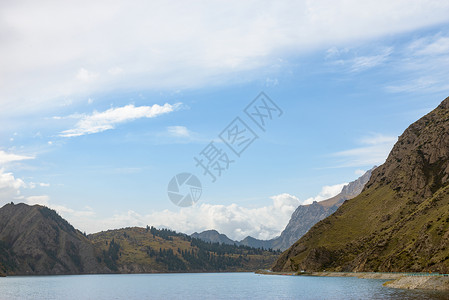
273;96;449;273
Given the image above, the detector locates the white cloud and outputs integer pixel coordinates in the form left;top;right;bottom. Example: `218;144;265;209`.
359;134;397;145
386;34;449;94
386;77;449;94
328;47;393;72
64;194;300;240
25;195;95;218
270;193;300;214
325;47;349;59
0;169;92;219
26;195;50;206
265;77;279;87
413;36;449;56
167;126;191;138
76;68;99;82
2;0;449;116
52;204;96;217
333;134;397;167
0;150;34;164
59;103;179;137
0;151;45;205
303;183;347;205
28;182;50;188
355;169;366;176
0;169;25;201
349;48;393;72
108;67;123;75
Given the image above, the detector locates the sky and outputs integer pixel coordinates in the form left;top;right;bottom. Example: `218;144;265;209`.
1;0;449;241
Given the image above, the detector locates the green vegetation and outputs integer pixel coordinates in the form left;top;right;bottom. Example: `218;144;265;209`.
90;226;279;272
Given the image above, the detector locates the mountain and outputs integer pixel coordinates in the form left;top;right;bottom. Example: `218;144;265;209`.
0;203;278;275
190;230;273;250
273;96;449;273
270;167;375;251
0;203;108;275
192;168;373;251
191;230;237;245
239;236;273;250
89;226;279;273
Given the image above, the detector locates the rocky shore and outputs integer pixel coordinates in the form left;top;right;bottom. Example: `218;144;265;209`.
256;270;449;291
384;276;449;291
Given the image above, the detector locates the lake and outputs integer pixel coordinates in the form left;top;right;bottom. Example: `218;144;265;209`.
0;272;447;299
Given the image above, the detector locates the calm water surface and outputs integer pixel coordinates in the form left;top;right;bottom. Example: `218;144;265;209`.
0;272;447;299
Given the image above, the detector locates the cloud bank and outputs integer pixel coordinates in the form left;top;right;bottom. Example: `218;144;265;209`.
2;0;449;116
36;188;346;241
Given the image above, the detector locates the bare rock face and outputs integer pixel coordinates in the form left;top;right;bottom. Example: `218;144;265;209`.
367;98;449;198
0;203;109;275
270;167;375;251
273;96;449;273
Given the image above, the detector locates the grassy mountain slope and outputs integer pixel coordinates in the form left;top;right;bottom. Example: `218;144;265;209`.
273;96;449;273
89;226;278;273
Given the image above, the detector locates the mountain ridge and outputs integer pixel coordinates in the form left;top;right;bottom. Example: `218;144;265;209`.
273;96;449;273
0;203;278;275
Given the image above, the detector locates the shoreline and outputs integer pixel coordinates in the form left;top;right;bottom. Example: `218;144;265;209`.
1;271;258;278
255;270;449;291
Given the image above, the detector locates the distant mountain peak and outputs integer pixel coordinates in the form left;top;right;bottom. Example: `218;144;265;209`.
191;168;375;252
191;229;237;245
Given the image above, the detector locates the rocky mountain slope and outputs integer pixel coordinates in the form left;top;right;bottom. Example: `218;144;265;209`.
0;203;107;275
192;168;373;251
273;96;449;273
270;167;374;251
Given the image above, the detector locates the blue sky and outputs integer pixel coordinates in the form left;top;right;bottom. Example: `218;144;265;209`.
1;0;449;240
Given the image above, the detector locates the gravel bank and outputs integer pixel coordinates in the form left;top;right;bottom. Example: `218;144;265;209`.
384;276;449;291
